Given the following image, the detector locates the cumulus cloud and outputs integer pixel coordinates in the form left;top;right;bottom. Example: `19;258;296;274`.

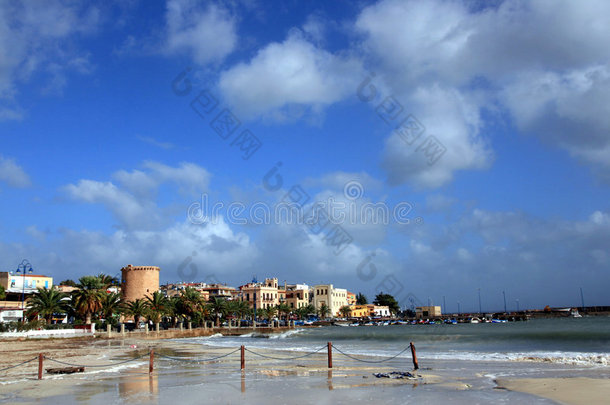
401;207;610;309
0;1;98;118
63;161;211;230
164;0;237;65
0;219;258;283
355;0;610;186
218;31;363;120
0;155;31;188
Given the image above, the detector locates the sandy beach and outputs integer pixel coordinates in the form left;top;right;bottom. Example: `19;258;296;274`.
0;332;608;404
495;377;610;405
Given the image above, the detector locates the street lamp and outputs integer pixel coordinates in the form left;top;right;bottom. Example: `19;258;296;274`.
15;259;34;321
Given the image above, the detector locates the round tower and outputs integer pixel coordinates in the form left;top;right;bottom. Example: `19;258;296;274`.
121;264;160;302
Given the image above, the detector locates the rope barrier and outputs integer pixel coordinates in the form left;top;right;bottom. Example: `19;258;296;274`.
332;345;411;363
43;354;147;368
244;346;327;361
0;357;39;373
156;348;240;363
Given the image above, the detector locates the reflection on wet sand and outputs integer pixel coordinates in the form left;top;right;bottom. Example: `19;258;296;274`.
119;367;158;404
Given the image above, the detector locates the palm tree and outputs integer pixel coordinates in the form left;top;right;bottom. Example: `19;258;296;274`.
97;273;119;289
0;285;5;300
339;305;351;318
146;291;167;325
265;306;278;322
209;297;227;327
178;287;204;321
100;292;122;322
125;299;148;326
72;276;105;324
26;287;68;324
276;303;291;321
235;301;251;326
318;303;330;319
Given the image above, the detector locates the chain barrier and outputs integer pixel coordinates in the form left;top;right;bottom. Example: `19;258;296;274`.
332;345;411;363
0;357;38;373
156;348;240;363
43;354;147;368
244;346;327;361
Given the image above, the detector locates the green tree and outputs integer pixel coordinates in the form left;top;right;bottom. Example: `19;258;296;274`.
59;279;77;287
100;292;122;322
339;305;352;318
97;273;119;289
26;287;68;324
0;285;5;300
71;276;105;324
209;297;227;327
276;303;291;321
373;292;400;315
146;291;168;325
178;287;205;321
356;292;368;305
318;303;330;319
125;299;148;326
265;306;278;321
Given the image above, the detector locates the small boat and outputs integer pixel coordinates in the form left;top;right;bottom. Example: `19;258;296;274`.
469;317;480;324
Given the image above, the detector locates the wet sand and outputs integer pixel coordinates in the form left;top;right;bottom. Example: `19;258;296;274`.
0;335;605;404
495;377;610;405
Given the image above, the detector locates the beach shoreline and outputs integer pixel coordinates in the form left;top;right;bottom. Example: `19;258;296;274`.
1;329;609;404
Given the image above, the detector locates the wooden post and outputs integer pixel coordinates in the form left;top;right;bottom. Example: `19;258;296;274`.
410;342;419;370
38;353;43;380
327;341;333;369
188;322;192;330
240;345;245;370
107;323;111;337
121;323;125;335
156;323;160;333
145;323;149;334
149;349;154;374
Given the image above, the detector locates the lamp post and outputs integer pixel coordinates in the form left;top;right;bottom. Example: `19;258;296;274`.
15;259;34;322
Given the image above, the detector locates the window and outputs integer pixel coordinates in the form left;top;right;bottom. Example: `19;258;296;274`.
32;280;36;288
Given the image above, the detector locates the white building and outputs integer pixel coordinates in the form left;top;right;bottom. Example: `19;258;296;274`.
313;284;348;317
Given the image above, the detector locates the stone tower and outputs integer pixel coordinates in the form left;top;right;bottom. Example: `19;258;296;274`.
120;264;160;302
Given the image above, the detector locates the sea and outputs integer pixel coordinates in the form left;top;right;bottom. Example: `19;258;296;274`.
187;317;610;367
5;317;610;404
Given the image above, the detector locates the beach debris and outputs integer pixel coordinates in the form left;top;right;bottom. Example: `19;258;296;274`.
373;371;416;379
46;366;85;374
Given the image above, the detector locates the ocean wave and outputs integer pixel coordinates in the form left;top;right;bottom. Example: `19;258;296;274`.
512;353;610;366
420;350;610;366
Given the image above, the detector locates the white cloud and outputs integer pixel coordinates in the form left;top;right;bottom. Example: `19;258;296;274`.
218;31;363;120
355;0;610;185
0;155;31;188
64;161;211;230
381;84;492;188
2;219;258;283
0;1;99;118
164;0;237;65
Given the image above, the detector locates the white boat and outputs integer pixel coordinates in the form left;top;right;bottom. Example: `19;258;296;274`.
469;317;480;324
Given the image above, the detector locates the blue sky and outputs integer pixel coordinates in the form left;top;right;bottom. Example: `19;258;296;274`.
1;0;610;312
